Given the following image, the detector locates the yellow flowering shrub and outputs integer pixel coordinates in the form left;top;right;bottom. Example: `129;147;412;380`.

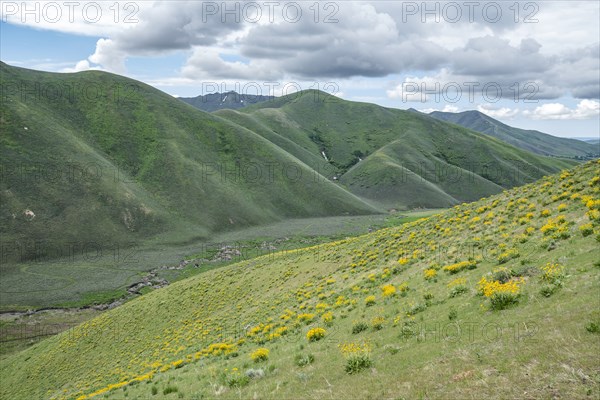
322;312;334;324
339;342;373;374
443;260;477;274
306;327;326;342
365;295;376;306
477;276;525;310
250;347;269;362
297;313;315;323
579;223;594;237
424;269;437;280
540;262;565;283
381;284;396;297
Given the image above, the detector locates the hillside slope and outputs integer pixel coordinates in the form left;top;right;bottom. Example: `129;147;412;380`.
0;62;378;258
221;91;578;209
2;160;598;400
429;110;598;159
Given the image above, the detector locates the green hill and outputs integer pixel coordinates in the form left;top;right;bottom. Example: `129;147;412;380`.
2;160;598;400
219;91;578;209
429;110;599;159
0;62;378;258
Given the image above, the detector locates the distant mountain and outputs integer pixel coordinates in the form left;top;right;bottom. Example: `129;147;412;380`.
429;110;598;159
573;137;600;145
179;91;273;112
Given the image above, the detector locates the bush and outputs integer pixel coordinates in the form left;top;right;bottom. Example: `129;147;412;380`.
151;386;158;396
365;295;376;306
540;262;565;286
540;285;558;297
250;348;270;362
344;353;374;374
306;327;326;342
371;316;385;331
585;322;600;334
223;370;250;388
478;277;525;310
352;321;369;334
339;342;373;374
294;353;315;367
579;223;594;237
381;284;396;297
489;292;519;310
163;385;178;395
448;309;458;321
449;285;468;297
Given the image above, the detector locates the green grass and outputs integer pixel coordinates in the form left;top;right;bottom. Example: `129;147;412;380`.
1;160;598;400
1;211;438;311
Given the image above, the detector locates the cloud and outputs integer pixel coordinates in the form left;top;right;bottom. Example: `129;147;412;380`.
476;104;519;119
3;1;599;103
60;60;95;73
523;100;600;120
418;105;460;114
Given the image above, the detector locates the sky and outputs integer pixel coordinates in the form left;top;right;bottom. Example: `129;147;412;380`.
1;1;599;138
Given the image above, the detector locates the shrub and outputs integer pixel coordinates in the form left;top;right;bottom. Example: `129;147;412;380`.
449;285;468;297
250;348;269;362
297;313;315;323
306;327;326;342
339;342;373;374
371;316;385;331
294;353;315;367
448;309;458;320
151;386;158;396
407;303;427;315
585;322;600;334
352;321;369;334
163;385;178;395
580;223;594;237
321;312;334;325
477;276;525;310
540;285;557;297
424;269;437;280
222;369;250;388
365;295;376;306
381;284;396;297
540;262;565;285
497;248;519;264
492;267;513;283
443;260;477;274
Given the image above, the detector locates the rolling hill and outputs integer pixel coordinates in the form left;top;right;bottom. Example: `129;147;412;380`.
0;62;378;262
218;91;578;210
1;160;597;400
429;110;598;159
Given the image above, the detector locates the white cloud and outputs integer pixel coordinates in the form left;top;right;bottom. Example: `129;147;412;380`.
418;105;460;114
60;59;96;73
523;100;600;120
476;104;520;119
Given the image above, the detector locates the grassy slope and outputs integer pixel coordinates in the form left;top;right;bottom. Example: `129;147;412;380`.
2;161;598;400
228;91;578;209
429;110;599;159
0;63;378;253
